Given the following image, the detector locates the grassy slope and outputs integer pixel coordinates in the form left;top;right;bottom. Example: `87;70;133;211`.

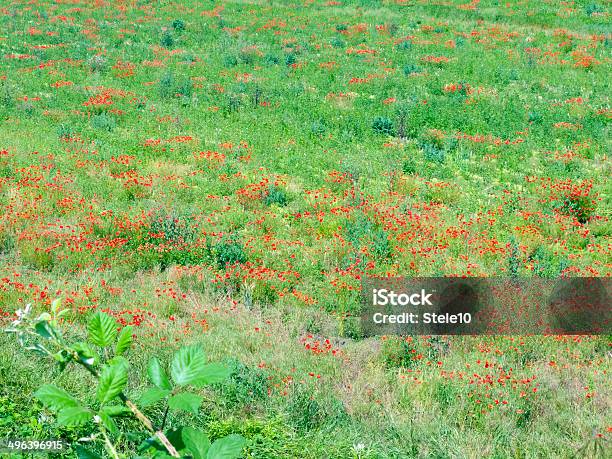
0;0;610;457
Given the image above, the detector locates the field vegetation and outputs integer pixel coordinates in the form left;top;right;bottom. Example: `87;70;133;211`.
0;0;610;457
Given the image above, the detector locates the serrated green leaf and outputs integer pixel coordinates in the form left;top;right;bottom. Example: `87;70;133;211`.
88;312;117;347
168;392;203;415
35;384;79;411
115;325;133;355
97;359;128;404
170;345;208;386
139;387;171;407
148;357;172;390
57;406;91;426
182;427;211;459
206;434;246;459
75;445;103;459
98;410;118;435
193;363;231;387
109;355;129;368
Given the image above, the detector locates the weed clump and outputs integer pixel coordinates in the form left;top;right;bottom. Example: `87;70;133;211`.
372;116;395;135
88;54;107;72
161;31;174;48
263;185;288;207
557;195;595;223
286;390;323;431
159;72;175;98
151;212;195;243
285;53;297;66
403;63;422;75
172;19;185;32
91;113;116;132
56;124;75;139
215;240;247;268
421;142;445;163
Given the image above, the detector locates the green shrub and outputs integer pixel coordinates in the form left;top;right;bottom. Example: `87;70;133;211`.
263;54;279;65
91;113;116;132
285;54;297;66
372;117;395;136
213;360;269;408
161;31;174;48
556;195;595;223
176;79;193;98
56;124;74;139
310;119;327;136
150;212;196;243
403;63;421;75
381;337;439;369
215;240;247;268
159;72;175;98
372;229;392;260
402;158;417;174
224;55;239;67
528;111;543;124
397;41;412;51
585;4;604;16
0;231;15;255
344;214;373;248
508;237;521;278
421;142;445;163
263;185;288;207
172;19;185;31
252;281;278;305
226;94;241;113
330;36;345;48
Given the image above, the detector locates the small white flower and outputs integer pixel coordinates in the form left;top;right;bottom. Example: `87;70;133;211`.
353;443;365;452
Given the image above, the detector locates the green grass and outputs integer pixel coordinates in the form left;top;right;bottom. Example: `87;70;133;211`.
0;0;610;457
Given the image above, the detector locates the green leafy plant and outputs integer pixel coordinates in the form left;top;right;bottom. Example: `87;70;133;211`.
91;113;116;132
5;300;246;458
161;31;175;48
262;185;288;207
214;240;247;268
556;194;595;224
372;117;395;136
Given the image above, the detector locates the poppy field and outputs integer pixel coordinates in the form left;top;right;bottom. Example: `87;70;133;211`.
0;0;610;457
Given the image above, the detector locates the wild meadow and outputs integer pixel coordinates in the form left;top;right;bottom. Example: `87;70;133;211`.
0;0;610;457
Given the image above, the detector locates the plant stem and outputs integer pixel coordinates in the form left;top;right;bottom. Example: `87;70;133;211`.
161;404;170;430
101;429;120;459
